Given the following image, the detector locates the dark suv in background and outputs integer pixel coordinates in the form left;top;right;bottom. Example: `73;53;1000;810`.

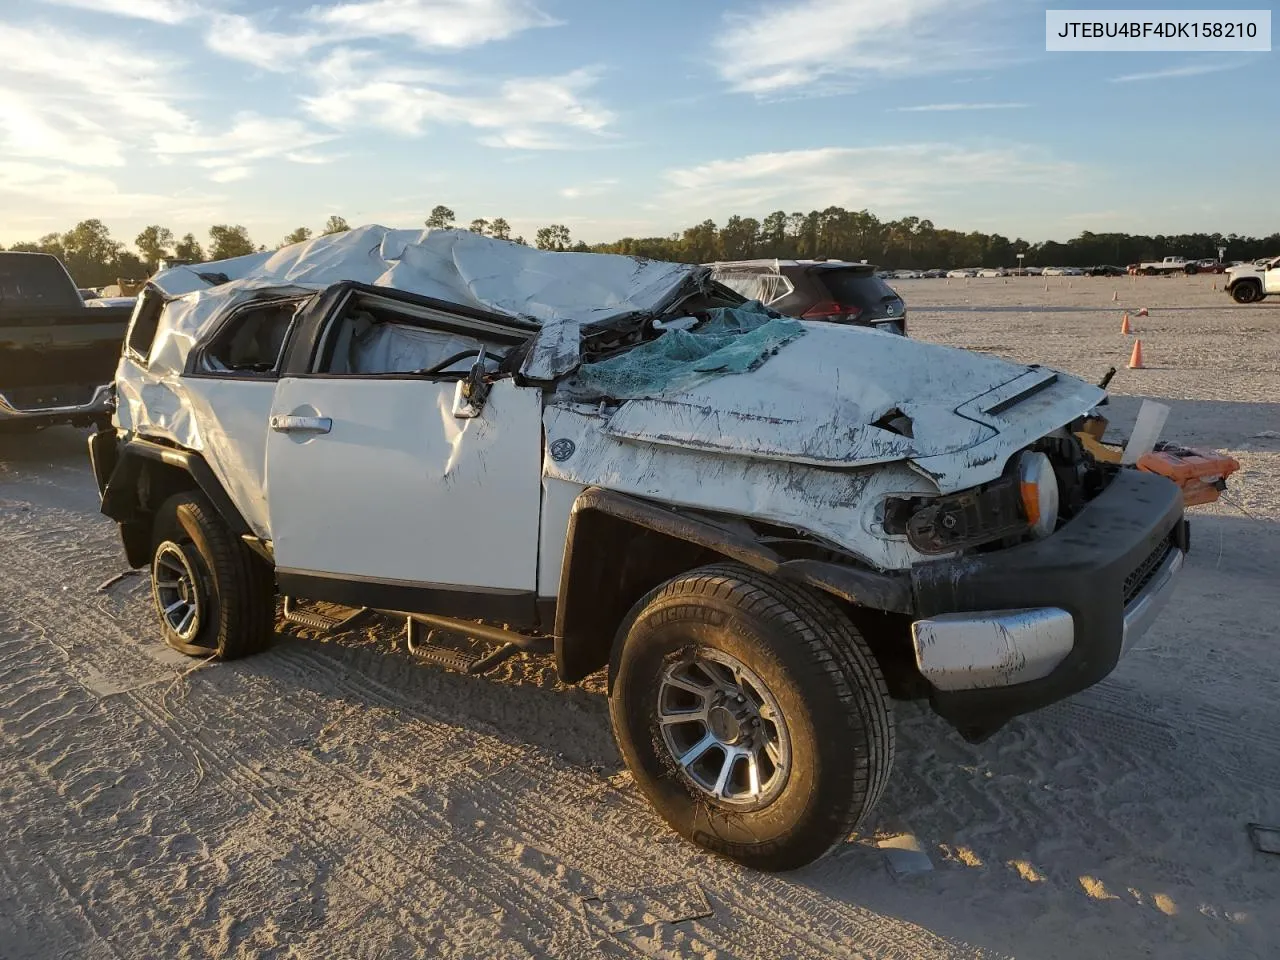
706;258;907;335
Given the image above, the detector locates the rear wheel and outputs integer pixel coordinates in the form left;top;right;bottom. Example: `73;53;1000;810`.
1232;281;1263;304
609;562;894;871
150;491;275;659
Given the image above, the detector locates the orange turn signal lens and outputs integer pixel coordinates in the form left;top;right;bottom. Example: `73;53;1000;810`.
1017;452;1059;538
1020;480;1042;526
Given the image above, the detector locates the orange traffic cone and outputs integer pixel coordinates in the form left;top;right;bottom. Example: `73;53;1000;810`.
1137;307;1149;317
1112;291;1119;301
1128;339;1144;369
1121;313;1131;334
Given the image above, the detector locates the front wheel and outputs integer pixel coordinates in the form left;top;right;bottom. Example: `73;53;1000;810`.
150;491;275;658
1184;264;1199;275
608;563;894;871
1232;282;1263;304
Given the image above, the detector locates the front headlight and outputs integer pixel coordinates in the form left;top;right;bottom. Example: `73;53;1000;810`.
884;480;1027;555
883;447;1061;554
1018;451;1060;539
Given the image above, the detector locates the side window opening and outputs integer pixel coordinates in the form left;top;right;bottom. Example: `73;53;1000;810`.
125;287;165;362
316;303;512;378
200;300;300;376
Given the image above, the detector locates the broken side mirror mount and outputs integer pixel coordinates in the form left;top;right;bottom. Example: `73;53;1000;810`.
452;348;491;419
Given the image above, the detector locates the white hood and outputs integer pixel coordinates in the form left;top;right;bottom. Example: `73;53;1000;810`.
589;323;1105;493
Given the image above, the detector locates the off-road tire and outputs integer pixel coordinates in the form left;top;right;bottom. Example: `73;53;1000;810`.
150;491;274;659
1232;281;1263;304
608;562;894;871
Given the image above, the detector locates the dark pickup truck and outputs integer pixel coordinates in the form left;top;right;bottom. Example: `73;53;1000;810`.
0;252;133;432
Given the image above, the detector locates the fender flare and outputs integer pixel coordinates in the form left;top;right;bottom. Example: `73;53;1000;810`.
552;487;913;683
95;432;254;566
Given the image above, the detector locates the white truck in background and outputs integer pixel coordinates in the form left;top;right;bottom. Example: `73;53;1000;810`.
1224;255;1280;303
1138;257;1200;275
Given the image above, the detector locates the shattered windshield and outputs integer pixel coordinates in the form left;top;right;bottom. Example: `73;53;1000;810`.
560;301;805;402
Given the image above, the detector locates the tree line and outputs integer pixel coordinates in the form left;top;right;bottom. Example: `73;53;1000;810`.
1;216;356;287
3;204;1275;286
591;210;1279;270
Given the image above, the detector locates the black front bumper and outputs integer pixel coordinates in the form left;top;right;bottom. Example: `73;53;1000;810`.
911;469;1187;733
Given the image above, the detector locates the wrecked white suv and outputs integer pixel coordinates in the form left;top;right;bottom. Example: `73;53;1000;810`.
91;227;1188;870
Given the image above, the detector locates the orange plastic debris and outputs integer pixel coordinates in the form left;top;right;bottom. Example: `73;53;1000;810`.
1138;445;1241;507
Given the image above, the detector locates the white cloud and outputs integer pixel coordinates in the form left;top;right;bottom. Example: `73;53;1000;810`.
203;1;554;70
1109;62;1242;83
308;0;556;49
0;24;190;130
35;0;199;24
0;21;341;188
661;144;1077;214
0;98;124;167
0;23;193;170
285;150;342;164
894;102;1027;112
194;4;604;151
154;114;335;158
560;179;618;199
153;112;339;180
715;0;1002;94
303;52;613;149
204;13;326;71
207;165;253;183
0;161;223;233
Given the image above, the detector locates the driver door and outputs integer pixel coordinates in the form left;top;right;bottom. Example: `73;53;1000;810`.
264;293;543;616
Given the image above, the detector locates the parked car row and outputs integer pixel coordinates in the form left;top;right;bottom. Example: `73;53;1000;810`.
880;262;1255;279
1125;258;1233;276
878;266;1136;279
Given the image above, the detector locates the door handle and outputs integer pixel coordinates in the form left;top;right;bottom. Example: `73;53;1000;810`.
270;414;332;435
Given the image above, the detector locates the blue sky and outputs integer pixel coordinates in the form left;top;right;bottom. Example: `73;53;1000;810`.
0;0;1275;249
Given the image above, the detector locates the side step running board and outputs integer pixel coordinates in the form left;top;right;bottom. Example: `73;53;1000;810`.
404;614;553;676
281;598;551;676
282;596;371;634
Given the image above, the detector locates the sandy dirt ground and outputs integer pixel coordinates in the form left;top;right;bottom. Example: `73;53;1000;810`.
1;275;1277;959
